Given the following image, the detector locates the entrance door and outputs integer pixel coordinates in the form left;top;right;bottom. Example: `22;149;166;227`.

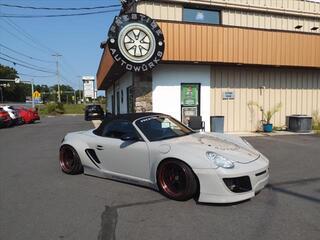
181;83;200;125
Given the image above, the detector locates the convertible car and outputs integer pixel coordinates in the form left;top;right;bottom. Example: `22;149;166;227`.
60;113;269;203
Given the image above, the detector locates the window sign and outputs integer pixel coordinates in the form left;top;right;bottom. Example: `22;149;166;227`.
181;84;199;106
223;91;235;100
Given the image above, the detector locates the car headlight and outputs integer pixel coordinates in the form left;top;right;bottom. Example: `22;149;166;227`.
206;152;234;169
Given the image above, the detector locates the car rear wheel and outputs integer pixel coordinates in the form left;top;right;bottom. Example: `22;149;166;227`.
157;160;197;201
59;145;83;175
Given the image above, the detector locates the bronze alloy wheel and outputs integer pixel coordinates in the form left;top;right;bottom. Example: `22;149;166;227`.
157;160;197;201
59;145;83;175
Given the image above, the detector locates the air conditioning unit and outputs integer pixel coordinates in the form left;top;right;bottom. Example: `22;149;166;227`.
287;115;312;133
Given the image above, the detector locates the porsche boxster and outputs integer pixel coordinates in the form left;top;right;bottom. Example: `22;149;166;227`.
60;113;269;203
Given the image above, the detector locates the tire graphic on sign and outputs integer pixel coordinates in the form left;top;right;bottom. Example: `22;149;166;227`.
108;13;165;73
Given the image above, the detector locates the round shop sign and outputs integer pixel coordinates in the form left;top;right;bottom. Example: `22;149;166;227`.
107;13;165;72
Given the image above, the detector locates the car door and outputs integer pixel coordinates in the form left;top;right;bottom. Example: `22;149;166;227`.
93;120;150;181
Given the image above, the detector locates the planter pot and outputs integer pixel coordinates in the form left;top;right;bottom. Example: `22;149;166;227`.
263;123;273;133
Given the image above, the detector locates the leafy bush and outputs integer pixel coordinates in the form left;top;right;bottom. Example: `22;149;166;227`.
247;101;282;124
46;102;65;115
312;111;320;132
56;103;65;114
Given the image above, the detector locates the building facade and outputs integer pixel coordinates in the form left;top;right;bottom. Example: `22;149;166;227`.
97;0;320;132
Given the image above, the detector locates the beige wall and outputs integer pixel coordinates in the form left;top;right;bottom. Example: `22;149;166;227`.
136;1;320;34
222;9;320;33
211;66;320;132
136;1;182;21
165;0;320;18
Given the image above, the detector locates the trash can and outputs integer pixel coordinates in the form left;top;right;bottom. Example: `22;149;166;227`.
210;116;224;133
288;115;312;132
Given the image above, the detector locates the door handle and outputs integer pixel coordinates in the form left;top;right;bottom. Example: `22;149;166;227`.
96;145;104;150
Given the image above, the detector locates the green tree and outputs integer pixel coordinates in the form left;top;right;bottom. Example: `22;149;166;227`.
0;64;30;102
50;84;75;103
0;64;18;79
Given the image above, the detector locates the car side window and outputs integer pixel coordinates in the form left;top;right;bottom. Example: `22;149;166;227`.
102;120;137;139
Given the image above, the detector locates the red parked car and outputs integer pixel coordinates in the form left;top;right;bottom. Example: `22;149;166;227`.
14;106;40;124
0;107;12;128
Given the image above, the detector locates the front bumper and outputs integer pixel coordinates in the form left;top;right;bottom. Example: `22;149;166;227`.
194;158;269;203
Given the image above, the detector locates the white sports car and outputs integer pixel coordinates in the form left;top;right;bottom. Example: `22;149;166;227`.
60;113;269;203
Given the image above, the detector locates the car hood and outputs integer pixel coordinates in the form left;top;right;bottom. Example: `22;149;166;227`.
162;133;260;163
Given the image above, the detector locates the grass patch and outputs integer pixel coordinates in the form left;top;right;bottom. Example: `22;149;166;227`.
37;103;106;117
63;104;86;114
37;103;87;116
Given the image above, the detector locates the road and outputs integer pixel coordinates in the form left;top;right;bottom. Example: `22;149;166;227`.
0;116;319;240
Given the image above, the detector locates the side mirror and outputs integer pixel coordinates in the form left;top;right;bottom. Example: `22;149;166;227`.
121;132;138;141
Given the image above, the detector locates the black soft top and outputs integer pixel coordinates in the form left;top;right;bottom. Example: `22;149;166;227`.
93;112;166;135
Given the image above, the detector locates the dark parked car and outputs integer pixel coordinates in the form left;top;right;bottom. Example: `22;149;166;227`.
0;107;12;128
84;105;104;121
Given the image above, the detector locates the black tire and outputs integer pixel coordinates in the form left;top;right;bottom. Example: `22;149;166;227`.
59;145;83;175
157;159;197;201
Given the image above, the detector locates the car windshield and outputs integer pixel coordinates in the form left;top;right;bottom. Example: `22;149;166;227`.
88;105;101;110
135;115;194;142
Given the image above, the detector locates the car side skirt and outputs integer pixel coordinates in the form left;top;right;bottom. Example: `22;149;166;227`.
83;165;157;190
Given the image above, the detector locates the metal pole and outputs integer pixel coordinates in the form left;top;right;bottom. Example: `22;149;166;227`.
52;54;62;103
31;79;35;108
0;87;3;103
76;76;82;104
82;79;85;104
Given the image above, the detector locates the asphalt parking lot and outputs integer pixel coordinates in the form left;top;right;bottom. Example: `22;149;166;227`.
0;116;319;240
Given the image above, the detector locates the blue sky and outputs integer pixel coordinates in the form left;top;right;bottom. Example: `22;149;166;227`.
0;0;121;94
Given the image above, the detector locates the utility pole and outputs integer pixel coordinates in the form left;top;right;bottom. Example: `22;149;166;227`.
76;75;82;104
30;79;35;108
52;53;62;103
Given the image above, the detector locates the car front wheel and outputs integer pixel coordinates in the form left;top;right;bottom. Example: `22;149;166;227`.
59;145;83;175
157;160;197;201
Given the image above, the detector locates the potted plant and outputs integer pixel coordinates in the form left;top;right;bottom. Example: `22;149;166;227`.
248;102;282;133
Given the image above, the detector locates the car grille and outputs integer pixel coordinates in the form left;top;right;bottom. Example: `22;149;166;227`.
223;176;252;193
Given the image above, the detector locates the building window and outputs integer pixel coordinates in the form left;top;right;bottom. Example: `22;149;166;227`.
116;91;120;114
127;86;134;113
183;7;220;25
111;95;114;114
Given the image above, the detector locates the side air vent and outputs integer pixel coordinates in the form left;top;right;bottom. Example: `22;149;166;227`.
223;176;252;193
85;149;101;168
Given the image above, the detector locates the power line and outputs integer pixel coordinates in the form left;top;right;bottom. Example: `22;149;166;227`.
18;73;55;78
0;25;51;55
61;57;80;76
0;43;54;63
0;53;55;72
0;3;121;11
0;56;56;73
2;18;55;54
0;9;120;18
61;74;76;87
